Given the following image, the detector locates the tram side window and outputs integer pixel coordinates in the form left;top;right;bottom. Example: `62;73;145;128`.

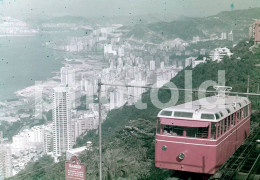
230;114;234;126
163;125;184;136
160;110;172;116
237;110;240;121
218;121;222;136
224;118;228;132
186;127;209;138
215;113;220;120
228;116;230;129
244;106;249;117
211;123;216;139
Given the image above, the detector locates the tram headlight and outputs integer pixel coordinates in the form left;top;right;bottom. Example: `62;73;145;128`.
162;145;167;151
178;153;185;160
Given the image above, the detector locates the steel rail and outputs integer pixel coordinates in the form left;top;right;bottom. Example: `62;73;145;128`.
245;153;260;180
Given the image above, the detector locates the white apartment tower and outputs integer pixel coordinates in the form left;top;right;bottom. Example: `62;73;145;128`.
44;125;53;154
228;31;233;41
0;145;12;179
52;86;72;156
60;67;75;87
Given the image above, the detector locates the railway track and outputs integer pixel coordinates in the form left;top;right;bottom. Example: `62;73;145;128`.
209;123;260;180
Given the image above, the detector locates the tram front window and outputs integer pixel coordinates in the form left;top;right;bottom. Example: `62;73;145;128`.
162;125;184;136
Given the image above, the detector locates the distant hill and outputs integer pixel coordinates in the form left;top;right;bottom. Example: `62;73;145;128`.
41;15;90;24
125;8;260;42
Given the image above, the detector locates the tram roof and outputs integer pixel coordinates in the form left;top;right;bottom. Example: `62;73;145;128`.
158;95;250;121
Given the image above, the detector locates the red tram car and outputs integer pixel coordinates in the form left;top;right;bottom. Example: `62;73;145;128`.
155;95;251;174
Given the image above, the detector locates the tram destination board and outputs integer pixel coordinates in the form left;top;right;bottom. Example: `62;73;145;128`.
65;156;86;180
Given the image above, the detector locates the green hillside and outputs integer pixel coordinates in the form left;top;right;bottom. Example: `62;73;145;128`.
10;38;260;179
126;8;260;42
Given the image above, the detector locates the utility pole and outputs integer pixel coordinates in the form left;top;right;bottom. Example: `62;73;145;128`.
98;79;102;180
247;75;250;98
257;84;259;106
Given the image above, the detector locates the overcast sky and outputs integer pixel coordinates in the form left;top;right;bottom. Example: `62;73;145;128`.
0;0;260;20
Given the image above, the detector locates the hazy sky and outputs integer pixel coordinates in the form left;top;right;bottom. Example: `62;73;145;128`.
0;0;260;20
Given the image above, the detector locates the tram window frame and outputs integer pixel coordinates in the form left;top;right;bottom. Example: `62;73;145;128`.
241;108;244;119
215;113;220;120
174;111;193;118
162;125;184;136
228;116;231;129
226;108;231;114
227;115;230;128
244;105;248;117
237;110;240;122
224;118;228;132
156;119;161;134
218;121;222;137
211;122;216;139
222;119;225;134
201;113;215;120
160;110;173;116
186;127;209;139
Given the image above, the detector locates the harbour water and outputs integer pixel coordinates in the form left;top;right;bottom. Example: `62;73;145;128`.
0;34;65;101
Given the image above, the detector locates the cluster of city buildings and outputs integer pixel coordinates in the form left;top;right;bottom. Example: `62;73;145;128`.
0;69;102;178
0;16;38;36
220;31;234;41
0;20;243;179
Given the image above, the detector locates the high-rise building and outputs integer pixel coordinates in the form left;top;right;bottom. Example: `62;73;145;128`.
52;86;72;156
150;60;156;71
109;87;125;110
0;144;12;179
60;67;75;87
43;124;53;154
221;32;227;40
228;31;233;41
185;57;197;68
127;80;146;105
